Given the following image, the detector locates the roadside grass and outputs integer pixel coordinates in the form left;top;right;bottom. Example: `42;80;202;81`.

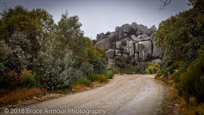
74;77;91;86
89;74;108;82
156;74;204;115
73;84;87;90
72;74;109;91
52;89;72;94
0;89;12;97
182;103;204;115
0;88;47;107
90;81;101;86
0;74;112;107
105;69;119;79
161;86;180;114
73;80;107;91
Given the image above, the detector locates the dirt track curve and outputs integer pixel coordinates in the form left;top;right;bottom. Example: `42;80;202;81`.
4;75;166;115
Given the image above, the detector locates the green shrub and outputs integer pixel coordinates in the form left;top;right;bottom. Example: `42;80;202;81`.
179;50;204;103
155;4;204;64
34;40;83;90
161;66;169;78
173;72;180;83
74;77;91;86
5;71;20;89
80;62;93;77
133;66;139;73
105;69;119;79
145;64;161;74
115;56;137;74
93;58;107;74
105;71;114;79
172;62;190;83
0;37;31;89
89;74;108;82
167;61;184;74
112;69;119;74
119;64;135;74
137;62;148;74
155;71;162;78
19;70;38;88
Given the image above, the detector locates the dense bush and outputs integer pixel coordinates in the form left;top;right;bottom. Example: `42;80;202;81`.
179;50;204;103
55;13;108;76
115;56;137;74
155;72;162;78
80;62;93;77
105;69;119;79
137;62;149;74
74;77;91;86
0;6;54;89
89;74;108;82
0;6;108;91
105;71;114;79
154;0;204;105
145;64;161;74
155;5;204;63
172;62;190;83
121;64;135;74
34;40;82;90
172;72;180;83
93;57;107;74
114;55;152;74
161;66;169;78
155;0;204;75
0;33;31;89
112;69;120;74
167;61;184;74
19;70;38;88
33;11;107;90
0;6;54;65
6;71;20;89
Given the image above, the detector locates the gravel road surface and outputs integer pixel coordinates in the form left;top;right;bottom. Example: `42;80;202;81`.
2;74;166;115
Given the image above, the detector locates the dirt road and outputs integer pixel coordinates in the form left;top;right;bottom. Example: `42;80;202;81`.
4;75;166;115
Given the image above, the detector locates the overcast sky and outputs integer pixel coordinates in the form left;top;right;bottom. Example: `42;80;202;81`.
0;0;191;39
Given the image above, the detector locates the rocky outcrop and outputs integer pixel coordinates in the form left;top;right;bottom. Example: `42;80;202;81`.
95;22;163;69
106;49;115;59
95;38;111;51
138;41;152;61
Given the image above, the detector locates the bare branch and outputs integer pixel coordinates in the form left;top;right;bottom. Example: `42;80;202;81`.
160;0;171;10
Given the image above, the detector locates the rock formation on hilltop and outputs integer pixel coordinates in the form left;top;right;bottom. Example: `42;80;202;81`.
94;22;163;69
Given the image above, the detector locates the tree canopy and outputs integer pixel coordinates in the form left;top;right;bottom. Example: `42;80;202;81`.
0;6;108;90
155;0;204;64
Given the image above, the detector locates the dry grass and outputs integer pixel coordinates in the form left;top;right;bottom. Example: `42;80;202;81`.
52;89;72;94
155;76;166;82
179;97;204;115
73;84;87;90
181;103;204;115
168;74;174;80
90;81;101;86
162;86;180;113
156;77;204;115
0;88;12;97
0;88;47;107
73;81;102;91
